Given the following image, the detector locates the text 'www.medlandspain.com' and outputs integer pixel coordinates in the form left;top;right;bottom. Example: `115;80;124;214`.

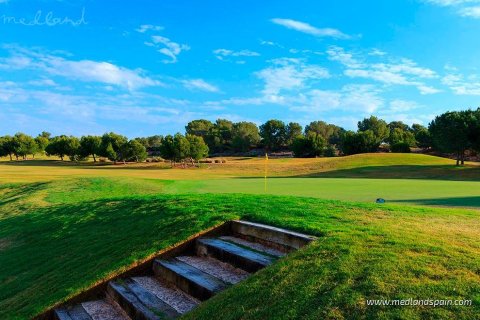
367;299;473;307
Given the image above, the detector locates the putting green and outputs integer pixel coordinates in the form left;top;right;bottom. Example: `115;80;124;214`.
164;178;480;208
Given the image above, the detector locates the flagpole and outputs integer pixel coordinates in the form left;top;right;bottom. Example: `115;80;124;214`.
264;152;268;192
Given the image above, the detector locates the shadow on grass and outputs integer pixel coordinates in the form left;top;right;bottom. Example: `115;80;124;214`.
391;196;480;208
0;182;49;205
0;160;174;170
0;195;238;319
291;164;480;181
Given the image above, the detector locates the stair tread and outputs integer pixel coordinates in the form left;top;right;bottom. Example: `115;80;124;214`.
198;238;275;267
232;220;316;250
108;278;183;320
132;276;199;314
176;255;249;284
55;304;92;320
219;236;286;257
81;300;130;320
233;220;316;241
155;258;229;294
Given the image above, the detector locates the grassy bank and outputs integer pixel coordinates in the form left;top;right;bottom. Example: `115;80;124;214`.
0;178;479;319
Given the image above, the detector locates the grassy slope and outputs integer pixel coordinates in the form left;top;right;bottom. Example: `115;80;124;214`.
0;178;479;319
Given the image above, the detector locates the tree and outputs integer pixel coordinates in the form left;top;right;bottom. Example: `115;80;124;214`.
232;122;261;152
160;135;175;163
291;133;326;158
470;108;480;153
45;135;78;161
0;136;15;160
13;133;37;160
429;110;476;166
125;140;148;162
186;119;214;139
285;122;303;146
358;116;389;148
305;121;345;145
387;122;415;147
100;132;128;163
34;136;49;156
411;124;432;149
144;135;163;156
80;136;101;162
103;143;117;163
260;119;287;151
66;137;81;161
391;142;411;153
186;134;209;163
205;119;234;153
388;121;410;133
388;127;416;147
173;133;191;163
340;130;378;155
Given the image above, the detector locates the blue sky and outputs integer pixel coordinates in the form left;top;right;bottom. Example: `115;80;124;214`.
1;0;480;137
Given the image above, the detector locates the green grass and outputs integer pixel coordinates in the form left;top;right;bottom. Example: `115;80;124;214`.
1;154;480;319
2;153;480;208
163;178;480;208
0;178;479;319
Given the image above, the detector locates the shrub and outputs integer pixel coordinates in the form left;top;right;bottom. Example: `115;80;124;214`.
391;142;411;153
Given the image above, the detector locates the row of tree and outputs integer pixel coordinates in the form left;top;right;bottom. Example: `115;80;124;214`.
0;131;209;165
1;109;479;165
0;132;149;163
184;117;430;158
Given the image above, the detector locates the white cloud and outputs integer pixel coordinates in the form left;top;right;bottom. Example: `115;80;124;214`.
328;46;439;94
326;46;364;68
459;5;480;16
0;47;161;90
388;99;423;112
256;58;330;96
0;81;216;136
213;49;260;61
182;79;219;92
426;0;480;6
369;48;387;56
291;84;384;114
136;24;164;33
271;18;351;39
442;72;480;95
28;79;57;86
417;85;441;94
148;35;190;63
425;0;480;18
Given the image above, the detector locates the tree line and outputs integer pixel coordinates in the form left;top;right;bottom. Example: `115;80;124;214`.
1;108;479;165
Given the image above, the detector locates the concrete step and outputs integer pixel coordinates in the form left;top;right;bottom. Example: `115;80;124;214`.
107;279;180;320
196;238;275;273
54;305;92;320
176;255;249;284
231;220;316;251
55;300;130;320
131;276;199;315
153;258;228;301
46;221;317;320
219;235;286;257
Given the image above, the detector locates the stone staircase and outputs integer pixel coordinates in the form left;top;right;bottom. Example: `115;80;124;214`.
43;220;315;320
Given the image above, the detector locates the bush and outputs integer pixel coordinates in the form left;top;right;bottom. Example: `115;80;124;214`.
391;142;411;153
